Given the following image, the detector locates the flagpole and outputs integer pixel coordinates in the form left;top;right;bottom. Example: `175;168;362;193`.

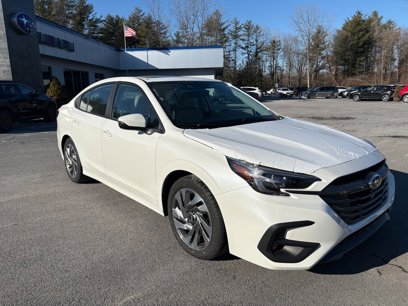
123;23;128;76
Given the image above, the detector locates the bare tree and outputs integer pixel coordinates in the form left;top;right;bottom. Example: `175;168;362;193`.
172;0;212;46
291;6;322;88
282;35;297;86
397;30;408;83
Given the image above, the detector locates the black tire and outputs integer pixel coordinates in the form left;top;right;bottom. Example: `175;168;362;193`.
0;109;13;133
63;138;88;183
310;93;316;99
352;95;360;102
381;94;390;102
168;175;227;260
44;103;57;122
402;94;408;103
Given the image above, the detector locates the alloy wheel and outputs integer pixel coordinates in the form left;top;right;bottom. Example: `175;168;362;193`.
171;188;212;250
64;142;79;178
382;94;390;102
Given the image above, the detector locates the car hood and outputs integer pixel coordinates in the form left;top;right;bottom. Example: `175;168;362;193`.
183;118;376;174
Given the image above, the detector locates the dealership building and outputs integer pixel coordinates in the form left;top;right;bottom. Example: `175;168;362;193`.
0;0;223;94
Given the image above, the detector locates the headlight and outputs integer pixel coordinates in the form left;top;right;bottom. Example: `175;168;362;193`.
227;158;320;196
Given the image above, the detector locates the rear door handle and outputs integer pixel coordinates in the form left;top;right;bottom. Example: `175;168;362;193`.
102;129;112;137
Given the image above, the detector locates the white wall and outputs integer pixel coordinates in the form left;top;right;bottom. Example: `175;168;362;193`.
36;17;224;84
37;18;119;70
120;47;224;70
41;55;116;85
124;68;216;79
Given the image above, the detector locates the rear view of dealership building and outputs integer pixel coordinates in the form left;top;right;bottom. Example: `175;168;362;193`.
0;0;223;94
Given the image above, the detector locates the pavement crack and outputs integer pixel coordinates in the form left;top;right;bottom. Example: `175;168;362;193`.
359;248;408;274
389;263;408;274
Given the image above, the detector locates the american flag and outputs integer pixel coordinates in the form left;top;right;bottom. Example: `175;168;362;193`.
124;25;136;38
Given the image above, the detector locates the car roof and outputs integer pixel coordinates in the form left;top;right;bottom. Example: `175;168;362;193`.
96;76;223;84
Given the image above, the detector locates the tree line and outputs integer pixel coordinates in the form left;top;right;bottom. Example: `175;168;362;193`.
35;0;408;89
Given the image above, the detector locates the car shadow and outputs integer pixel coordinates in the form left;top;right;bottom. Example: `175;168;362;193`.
4;120;57;134
312;169;408;275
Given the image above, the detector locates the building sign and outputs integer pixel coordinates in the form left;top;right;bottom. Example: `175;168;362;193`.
37;32;75;52
11;12;37;35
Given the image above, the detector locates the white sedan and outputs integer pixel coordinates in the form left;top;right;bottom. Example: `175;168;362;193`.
276;87;294;97
57;76;394;270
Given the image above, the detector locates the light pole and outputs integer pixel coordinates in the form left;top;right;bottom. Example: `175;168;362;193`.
306;35;310;88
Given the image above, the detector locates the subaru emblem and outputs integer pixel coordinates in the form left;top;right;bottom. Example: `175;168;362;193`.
11;13;37;35
368;174;383;190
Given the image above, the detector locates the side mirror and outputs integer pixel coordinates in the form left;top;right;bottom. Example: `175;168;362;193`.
118;113;147;130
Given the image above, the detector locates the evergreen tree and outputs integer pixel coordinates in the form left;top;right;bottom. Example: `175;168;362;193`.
228;18;242;72
34;0;53;20
147;18;170;47
309;25;328;84
126;7;170;48
239;21;266;86
71;0;102;37
333;11;374;77
100;15;126;48
202;10;228;46
49;0;76;27
126;7;145;48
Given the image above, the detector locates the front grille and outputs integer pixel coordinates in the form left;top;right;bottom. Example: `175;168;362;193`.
320;161;389;225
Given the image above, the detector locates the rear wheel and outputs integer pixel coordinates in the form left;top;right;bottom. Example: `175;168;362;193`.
381;94;390;102
63;138;88;183
0;109;13;133
352;95;360;102
168;175;227;260
44;103;57;122
402;94;408;103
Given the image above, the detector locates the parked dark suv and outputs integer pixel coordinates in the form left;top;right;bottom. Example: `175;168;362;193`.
350;85;394;102
307;86;338;99
0;81;57;132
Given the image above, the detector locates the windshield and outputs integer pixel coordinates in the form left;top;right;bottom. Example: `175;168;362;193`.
148;81;279;129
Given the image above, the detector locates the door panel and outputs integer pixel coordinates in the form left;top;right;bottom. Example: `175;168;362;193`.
100;83;163;206
68;84;115;177
101;119;162;205
69;109;106;177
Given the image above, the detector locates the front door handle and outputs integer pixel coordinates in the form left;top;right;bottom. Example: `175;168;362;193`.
102;129;112;137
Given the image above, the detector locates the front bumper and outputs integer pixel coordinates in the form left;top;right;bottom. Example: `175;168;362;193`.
215;171;395;270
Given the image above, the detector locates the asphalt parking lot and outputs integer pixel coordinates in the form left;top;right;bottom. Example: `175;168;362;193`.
0;99;407;305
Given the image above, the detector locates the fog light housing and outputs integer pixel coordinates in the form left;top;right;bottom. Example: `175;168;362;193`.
257;221;320;263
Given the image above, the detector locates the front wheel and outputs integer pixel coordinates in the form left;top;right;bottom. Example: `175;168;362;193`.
0;109;13;133
352;95;360;102
381;94;390;102
168;175;227;260
402;94;408;103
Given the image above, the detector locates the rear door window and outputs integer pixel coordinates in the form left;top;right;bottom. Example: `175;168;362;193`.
79;91;90;111
87;84;113;116
77;84;114;116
